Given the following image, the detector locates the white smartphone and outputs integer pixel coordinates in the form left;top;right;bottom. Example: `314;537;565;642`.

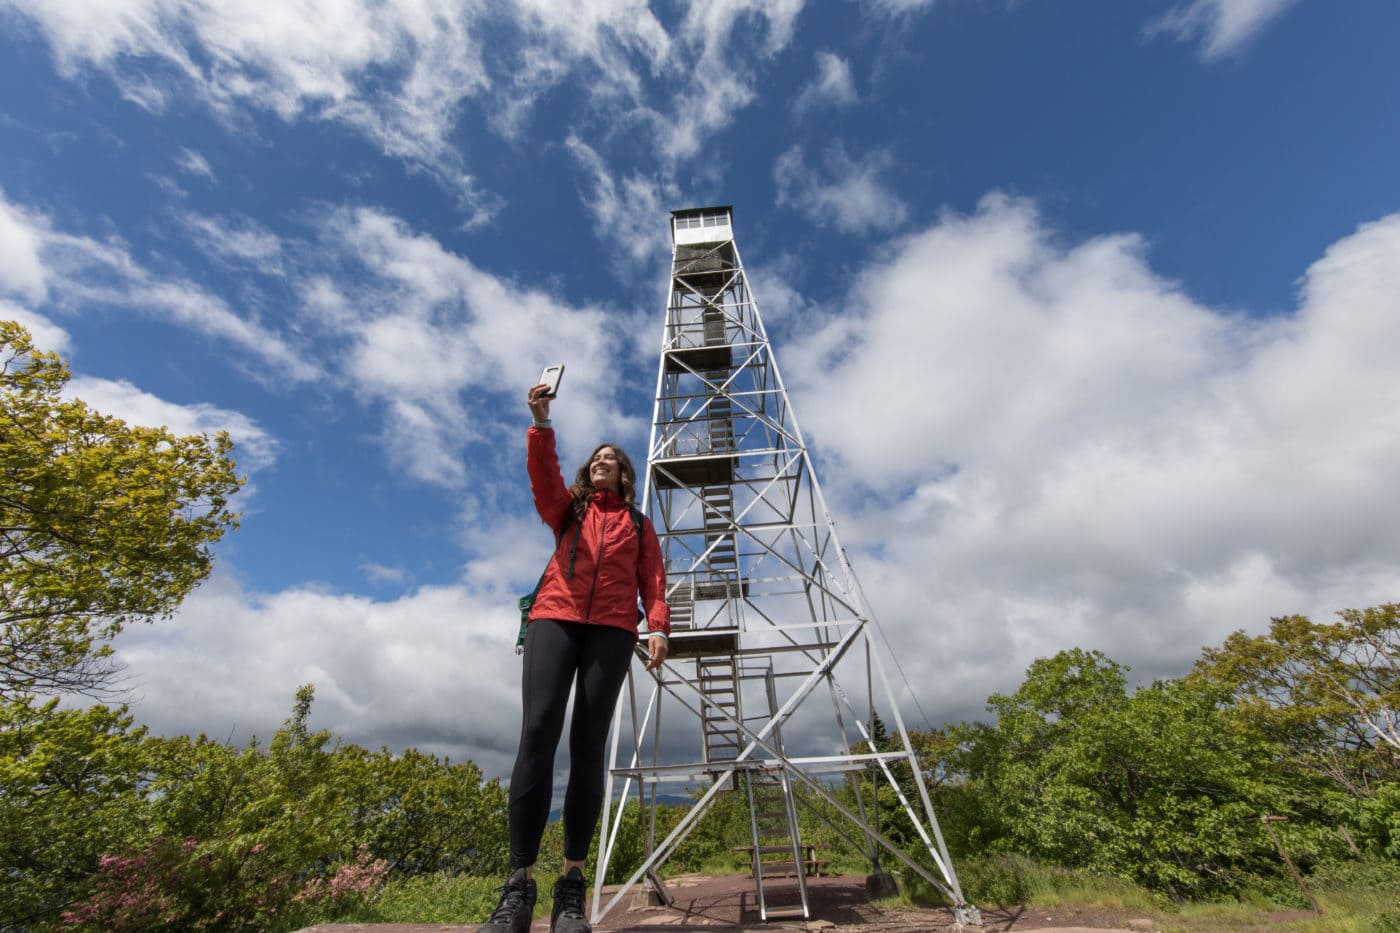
539;364;565;398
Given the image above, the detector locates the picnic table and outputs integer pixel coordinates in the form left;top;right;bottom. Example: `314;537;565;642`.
734;843;831;877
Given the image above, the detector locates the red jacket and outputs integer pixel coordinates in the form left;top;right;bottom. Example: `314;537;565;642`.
526;426;670;637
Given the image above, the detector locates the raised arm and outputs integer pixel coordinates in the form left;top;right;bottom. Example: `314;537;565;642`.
526;384;571;532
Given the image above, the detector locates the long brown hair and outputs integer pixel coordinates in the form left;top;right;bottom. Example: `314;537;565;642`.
568;443;637;520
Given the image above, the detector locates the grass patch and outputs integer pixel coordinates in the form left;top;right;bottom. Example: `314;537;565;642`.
315;872;502;925
942;854;1161;913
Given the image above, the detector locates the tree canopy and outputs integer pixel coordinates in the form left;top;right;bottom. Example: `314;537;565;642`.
0;321;243;698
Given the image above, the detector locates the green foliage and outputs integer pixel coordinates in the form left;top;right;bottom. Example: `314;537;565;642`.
0;697;151;928
0;321;243;698
337;744;508;877
932;648;1324;899
651;786;751;873
1195;605;1400;852
2;685;509;931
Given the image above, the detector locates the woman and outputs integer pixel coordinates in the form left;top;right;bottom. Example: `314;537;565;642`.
478;382;670;933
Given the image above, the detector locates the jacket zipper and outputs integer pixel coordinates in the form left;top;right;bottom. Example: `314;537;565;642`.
584;499;610;622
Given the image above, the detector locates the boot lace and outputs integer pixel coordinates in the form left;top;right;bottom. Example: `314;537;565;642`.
554;873;586;919
489;877;529;923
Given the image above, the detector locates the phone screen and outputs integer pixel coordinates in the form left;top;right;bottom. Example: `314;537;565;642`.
539;364;565;398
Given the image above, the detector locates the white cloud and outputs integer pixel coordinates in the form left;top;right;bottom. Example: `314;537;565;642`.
361;562;412;586
0;193;50;304
489;0;670;138
0;190;319;382
793;51;857;115
110;570;529;775
1;0;804;224
565;135;678;270
312;206;639;486
180;212;284;274
66;375;280;473
1147;0;1301;60
641;0;804;163
866;0;938;14
774;142;909;234
2;0;495;216
0;301;70;354
174;147;215;181
786;195;1400;721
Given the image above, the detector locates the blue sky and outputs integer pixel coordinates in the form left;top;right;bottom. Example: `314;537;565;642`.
3;0;1399;778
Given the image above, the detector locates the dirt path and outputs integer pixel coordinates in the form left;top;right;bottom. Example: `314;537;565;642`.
297;872;1159;932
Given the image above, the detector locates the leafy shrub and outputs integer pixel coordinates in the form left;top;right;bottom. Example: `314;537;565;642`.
294;845;390;914
60;837;300;932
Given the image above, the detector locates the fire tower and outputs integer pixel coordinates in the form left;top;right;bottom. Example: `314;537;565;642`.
593;207;980;926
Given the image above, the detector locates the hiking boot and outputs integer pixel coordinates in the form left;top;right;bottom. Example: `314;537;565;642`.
477;867;536;933
550;866;591;933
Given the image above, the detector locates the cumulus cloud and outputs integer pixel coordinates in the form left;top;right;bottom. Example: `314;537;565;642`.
0;300;70;354
0;193;50;304
793;51;857;116
111;570;529;775
66;375;280;474
1148;0;1302;60
785;195;1400;722
774;142;909;234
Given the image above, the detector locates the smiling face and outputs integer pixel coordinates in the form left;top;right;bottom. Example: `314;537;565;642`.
589;446;621;492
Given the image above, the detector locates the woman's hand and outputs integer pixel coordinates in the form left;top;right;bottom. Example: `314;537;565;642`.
528;383;552;423
645;634;668;671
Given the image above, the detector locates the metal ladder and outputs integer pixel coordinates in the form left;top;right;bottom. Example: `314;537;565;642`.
697;656;741;786
744;765;810;920
741;664;809;921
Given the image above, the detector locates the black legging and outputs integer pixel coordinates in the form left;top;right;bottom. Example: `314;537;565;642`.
509;618;635;870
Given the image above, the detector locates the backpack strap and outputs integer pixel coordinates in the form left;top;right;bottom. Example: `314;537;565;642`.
559;506;583;579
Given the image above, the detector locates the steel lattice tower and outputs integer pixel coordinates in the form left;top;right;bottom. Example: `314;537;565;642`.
594;207;980;926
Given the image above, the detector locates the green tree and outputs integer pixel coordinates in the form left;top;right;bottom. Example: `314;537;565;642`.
936;649;1312;899
0;320;243;697
1195;605;1400;855
336;743;509;878
1195;605;1400;796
